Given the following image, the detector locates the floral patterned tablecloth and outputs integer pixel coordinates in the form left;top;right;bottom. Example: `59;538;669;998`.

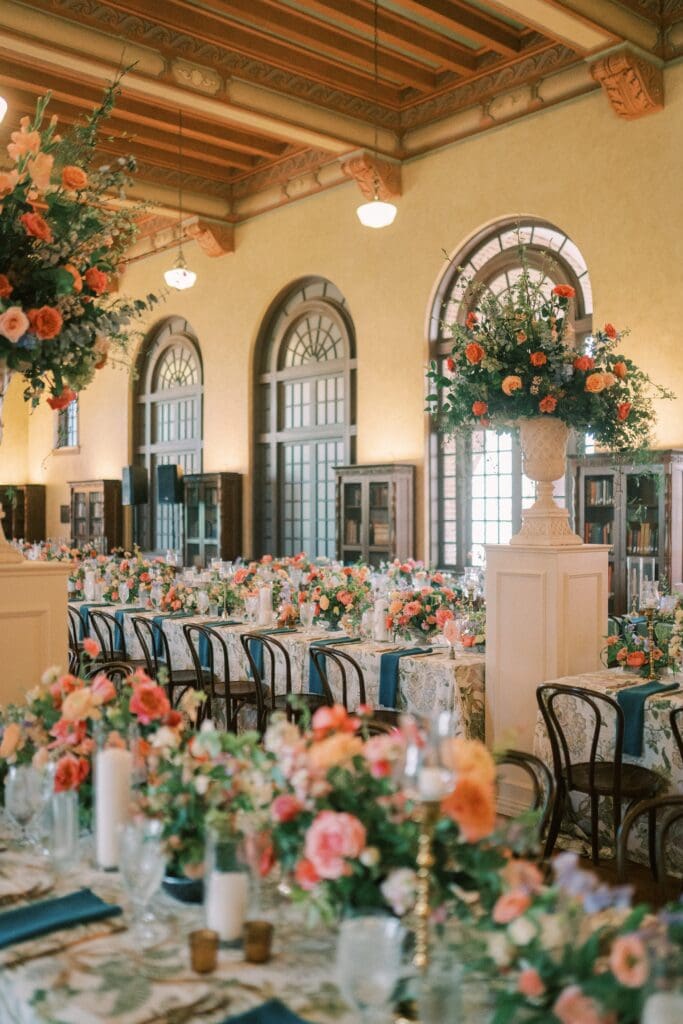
533;668;683;869
86;608;485;740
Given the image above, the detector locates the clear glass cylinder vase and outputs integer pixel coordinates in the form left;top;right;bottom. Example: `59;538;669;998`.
204;826;249;945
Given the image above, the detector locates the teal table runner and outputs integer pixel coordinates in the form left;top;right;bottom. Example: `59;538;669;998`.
197;620;241;669
308;637;362;695
617;679;678;756
378;647;431;708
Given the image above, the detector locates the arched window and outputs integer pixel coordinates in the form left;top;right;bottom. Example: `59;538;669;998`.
134;317;203;552
429;220;592;569
254;278;357;557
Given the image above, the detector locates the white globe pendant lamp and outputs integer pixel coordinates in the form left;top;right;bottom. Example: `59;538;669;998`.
0;95;7;124
164;110;196;290
356;0;397;230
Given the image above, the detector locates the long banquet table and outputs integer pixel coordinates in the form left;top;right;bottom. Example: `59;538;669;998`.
75;604;486;739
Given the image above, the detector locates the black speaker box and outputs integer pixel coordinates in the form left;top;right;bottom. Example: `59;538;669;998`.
122;465;148;506
157;464;184;504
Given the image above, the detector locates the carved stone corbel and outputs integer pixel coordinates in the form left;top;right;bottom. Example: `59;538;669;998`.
340;153;402;201
185;220;235;257
590;49;663;120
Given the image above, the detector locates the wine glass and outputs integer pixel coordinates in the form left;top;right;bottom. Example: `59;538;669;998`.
300;601;315;630
336;915;405;1022
442;617;463;659
245;594;259;624
118;581;129;605
197;589;210;616
118;817;167;948
4;764;47;847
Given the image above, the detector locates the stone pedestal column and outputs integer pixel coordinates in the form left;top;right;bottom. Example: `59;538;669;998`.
484;542;609;815
0;561;69;706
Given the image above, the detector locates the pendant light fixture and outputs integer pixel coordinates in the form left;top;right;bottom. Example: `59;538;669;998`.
164;110;196;290
356;0;397;229
0;95;7;124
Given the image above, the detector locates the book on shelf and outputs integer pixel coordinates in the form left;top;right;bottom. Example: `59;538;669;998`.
586;478;614;505
372;522;389;545
626;522;658;555
584;521;612;544
344;519;359;545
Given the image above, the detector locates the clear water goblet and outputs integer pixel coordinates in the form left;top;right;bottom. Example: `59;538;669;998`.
245;594;259;624
118;817;167;948
4;764;47;847
300;601;315;630
118;581;129;605
336;915;405;1023
197;589;210;616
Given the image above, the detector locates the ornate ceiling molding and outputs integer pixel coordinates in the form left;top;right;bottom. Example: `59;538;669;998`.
590;48;664;119
340;154;402;202
185;218;234;257
171;59;222;96
229;148;331;201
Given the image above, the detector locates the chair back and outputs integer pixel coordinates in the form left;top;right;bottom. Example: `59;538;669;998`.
309;646;367;709
240;632;292;713
83;660;134;692
671;706;683;765
617;794;683;900
67;606;83;650
89;609;125;660
496;749;556;840
536;683;625;803
132;615;168;679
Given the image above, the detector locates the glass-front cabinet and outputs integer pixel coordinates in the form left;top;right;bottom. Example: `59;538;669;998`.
572;451;683;614
335;464;415;567
0;484;46;542
183;472;242;567
68;480;122;552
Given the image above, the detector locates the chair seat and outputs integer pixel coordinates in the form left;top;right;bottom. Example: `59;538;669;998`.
271;692;328;711
169;668;212;688
212;679;259;700
564;761;664;798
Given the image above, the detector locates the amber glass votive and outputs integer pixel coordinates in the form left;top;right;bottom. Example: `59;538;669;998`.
189;929;219;973
243;920;274;963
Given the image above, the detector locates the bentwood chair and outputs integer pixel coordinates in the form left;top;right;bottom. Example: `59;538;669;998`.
496;749;555;848
309;645;401;734
617;794;683;900
241;632;330;733
182;624;259;731
132;616;210;708
537;683;665;865
89;609;147;670
671;707;683;765
83;660;135;693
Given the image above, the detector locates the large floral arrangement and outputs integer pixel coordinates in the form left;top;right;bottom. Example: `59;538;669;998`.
426;247;671;450
304;565;372;629
0;73;157;410
603;623;668;677
385;586;462;641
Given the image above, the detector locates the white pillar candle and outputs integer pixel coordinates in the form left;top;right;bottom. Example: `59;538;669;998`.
206;870;248;942
373;599;389;642
95;747;132;869
418;767;453;802
642;993;683;1024
258;584;273;626
84;569;96;601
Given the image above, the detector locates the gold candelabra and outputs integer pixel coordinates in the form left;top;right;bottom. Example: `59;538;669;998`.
413;800;440;972
644;605;658;680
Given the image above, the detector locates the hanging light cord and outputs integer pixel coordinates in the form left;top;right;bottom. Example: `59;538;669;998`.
372;0;380;198
177;110;184;260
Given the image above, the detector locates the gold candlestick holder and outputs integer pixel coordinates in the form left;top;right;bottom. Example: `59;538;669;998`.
644;605;658;680
413;800;440;973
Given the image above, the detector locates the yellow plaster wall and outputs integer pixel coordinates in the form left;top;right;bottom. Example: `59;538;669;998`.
1;61;681;554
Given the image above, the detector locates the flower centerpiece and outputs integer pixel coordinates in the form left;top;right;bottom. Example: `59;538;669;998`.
305;565;372;630
385;586;462;643
426;244;672;545
603;624;667;677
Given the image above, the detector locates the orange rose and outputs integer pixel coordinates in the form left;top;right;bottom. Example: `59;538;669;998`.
585;372;606;393
539;395;557;414
465;311;478;329
446;356;455;372
613;361;627;379
47;387;77;411
604;323;618;339
617;401;632;421
0;274;12;299
529;351;547;367
465;342;484;365
551;284;575;298
28;305;63;340
20;211;53;242
84;267;108;295
61;165;88;190
626;650;646;668
64;264;83;293
573;355;594;372
472;401;488;417
501;374;522;396
441;776;495;842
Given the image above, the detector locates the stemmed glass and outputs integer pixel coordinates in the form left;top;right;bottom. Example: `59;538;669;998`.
300;601;315;630
336;915;405;1023
118;817;167;948
442;617;464;660
196;589;210;616
118;581;129;605
244;594;259;624
4;764;48;847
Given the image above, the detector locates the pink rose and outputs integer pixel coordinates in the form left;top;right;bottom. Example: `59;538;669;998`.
518;968;545;998
435;607;454;628
304;810;366;880
294;858;320;891
90;673;118;706
82;637;101;660
553;985;609;1024
129;681;171;724
492;889;531;924
271;794;303;823
0;306;29;344
609;934;648;988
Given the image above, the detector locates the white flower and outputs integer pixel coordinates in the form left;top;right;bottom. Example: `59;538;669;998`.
486;931;513;967
151;726;180;751
200;719;216;733
380;868;417;916
360;846;380;868
508;915;537;947
41;665;61;685
194;773;210;795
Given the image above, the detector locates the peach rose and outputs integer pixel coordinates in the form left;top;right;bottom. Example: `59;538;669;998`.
539;395;557;414
28;151;54;192
585;373;606;394
492;889;531;924
573;355;594;372
0;306;30;344
64;264;83;293
304;810;366;880
443;737;496;785
0;274;13;299
502;375;523;396
84;267;108;295
529;351;547;367
28;305;63;340
465;342;485;365
7;121;41;161
613;361;627;379
617;402;632;422
553;985;607;1024
472;400;488;417
441;775;496;842
0;722;23;759
609;934;648;988
307;732;363;771
62;165;88;190
61;687;98;722
518;967;545;998
20;211;53;242
602;372;617;388
0;170;19;198
129;681;171;724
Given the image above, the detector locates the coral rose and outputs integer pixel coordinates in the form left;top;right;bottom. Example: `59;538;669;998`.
64;264;83;293
573;355;594;372
304;810;366;880
465;342;485;365
62;165;88;190
465;311;478;329
129;681;171;724
47;388;77;410
585;373;606;393
0;722;23;759
294;858;320;891
617;402;632;421
604;323;618;339
311;704;357;738
54;753;89;792
551;284;575;299
441;775;496;842
472;401;488;417
446;356;455;372
502;375;523;396
28;305;63;340
28;152;54;192
492;889;531;924
82;637;101;660
20;211;53;242
613;361;627;379
0;274;13;299
0;306;29;344
90;673;117;705
271;794;303;823
553;985;607;1024
84;267;108;295
518;968;545;998
538;395;557;414
626;650;646;668
609;934;648;988
529;351;547;367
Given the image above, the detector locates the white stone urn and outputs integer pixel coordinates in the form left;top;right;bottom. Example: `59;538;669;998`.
510;416;583;547
0;363;23;564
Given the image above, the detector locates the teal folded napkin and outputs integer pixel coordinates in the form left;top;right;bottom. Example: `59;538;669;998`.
617;679;678;756
0;888;122;949
308;637;362;695
222;1000;311;1024
198;621;240;669
248;628;297;678
379;647;431;708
